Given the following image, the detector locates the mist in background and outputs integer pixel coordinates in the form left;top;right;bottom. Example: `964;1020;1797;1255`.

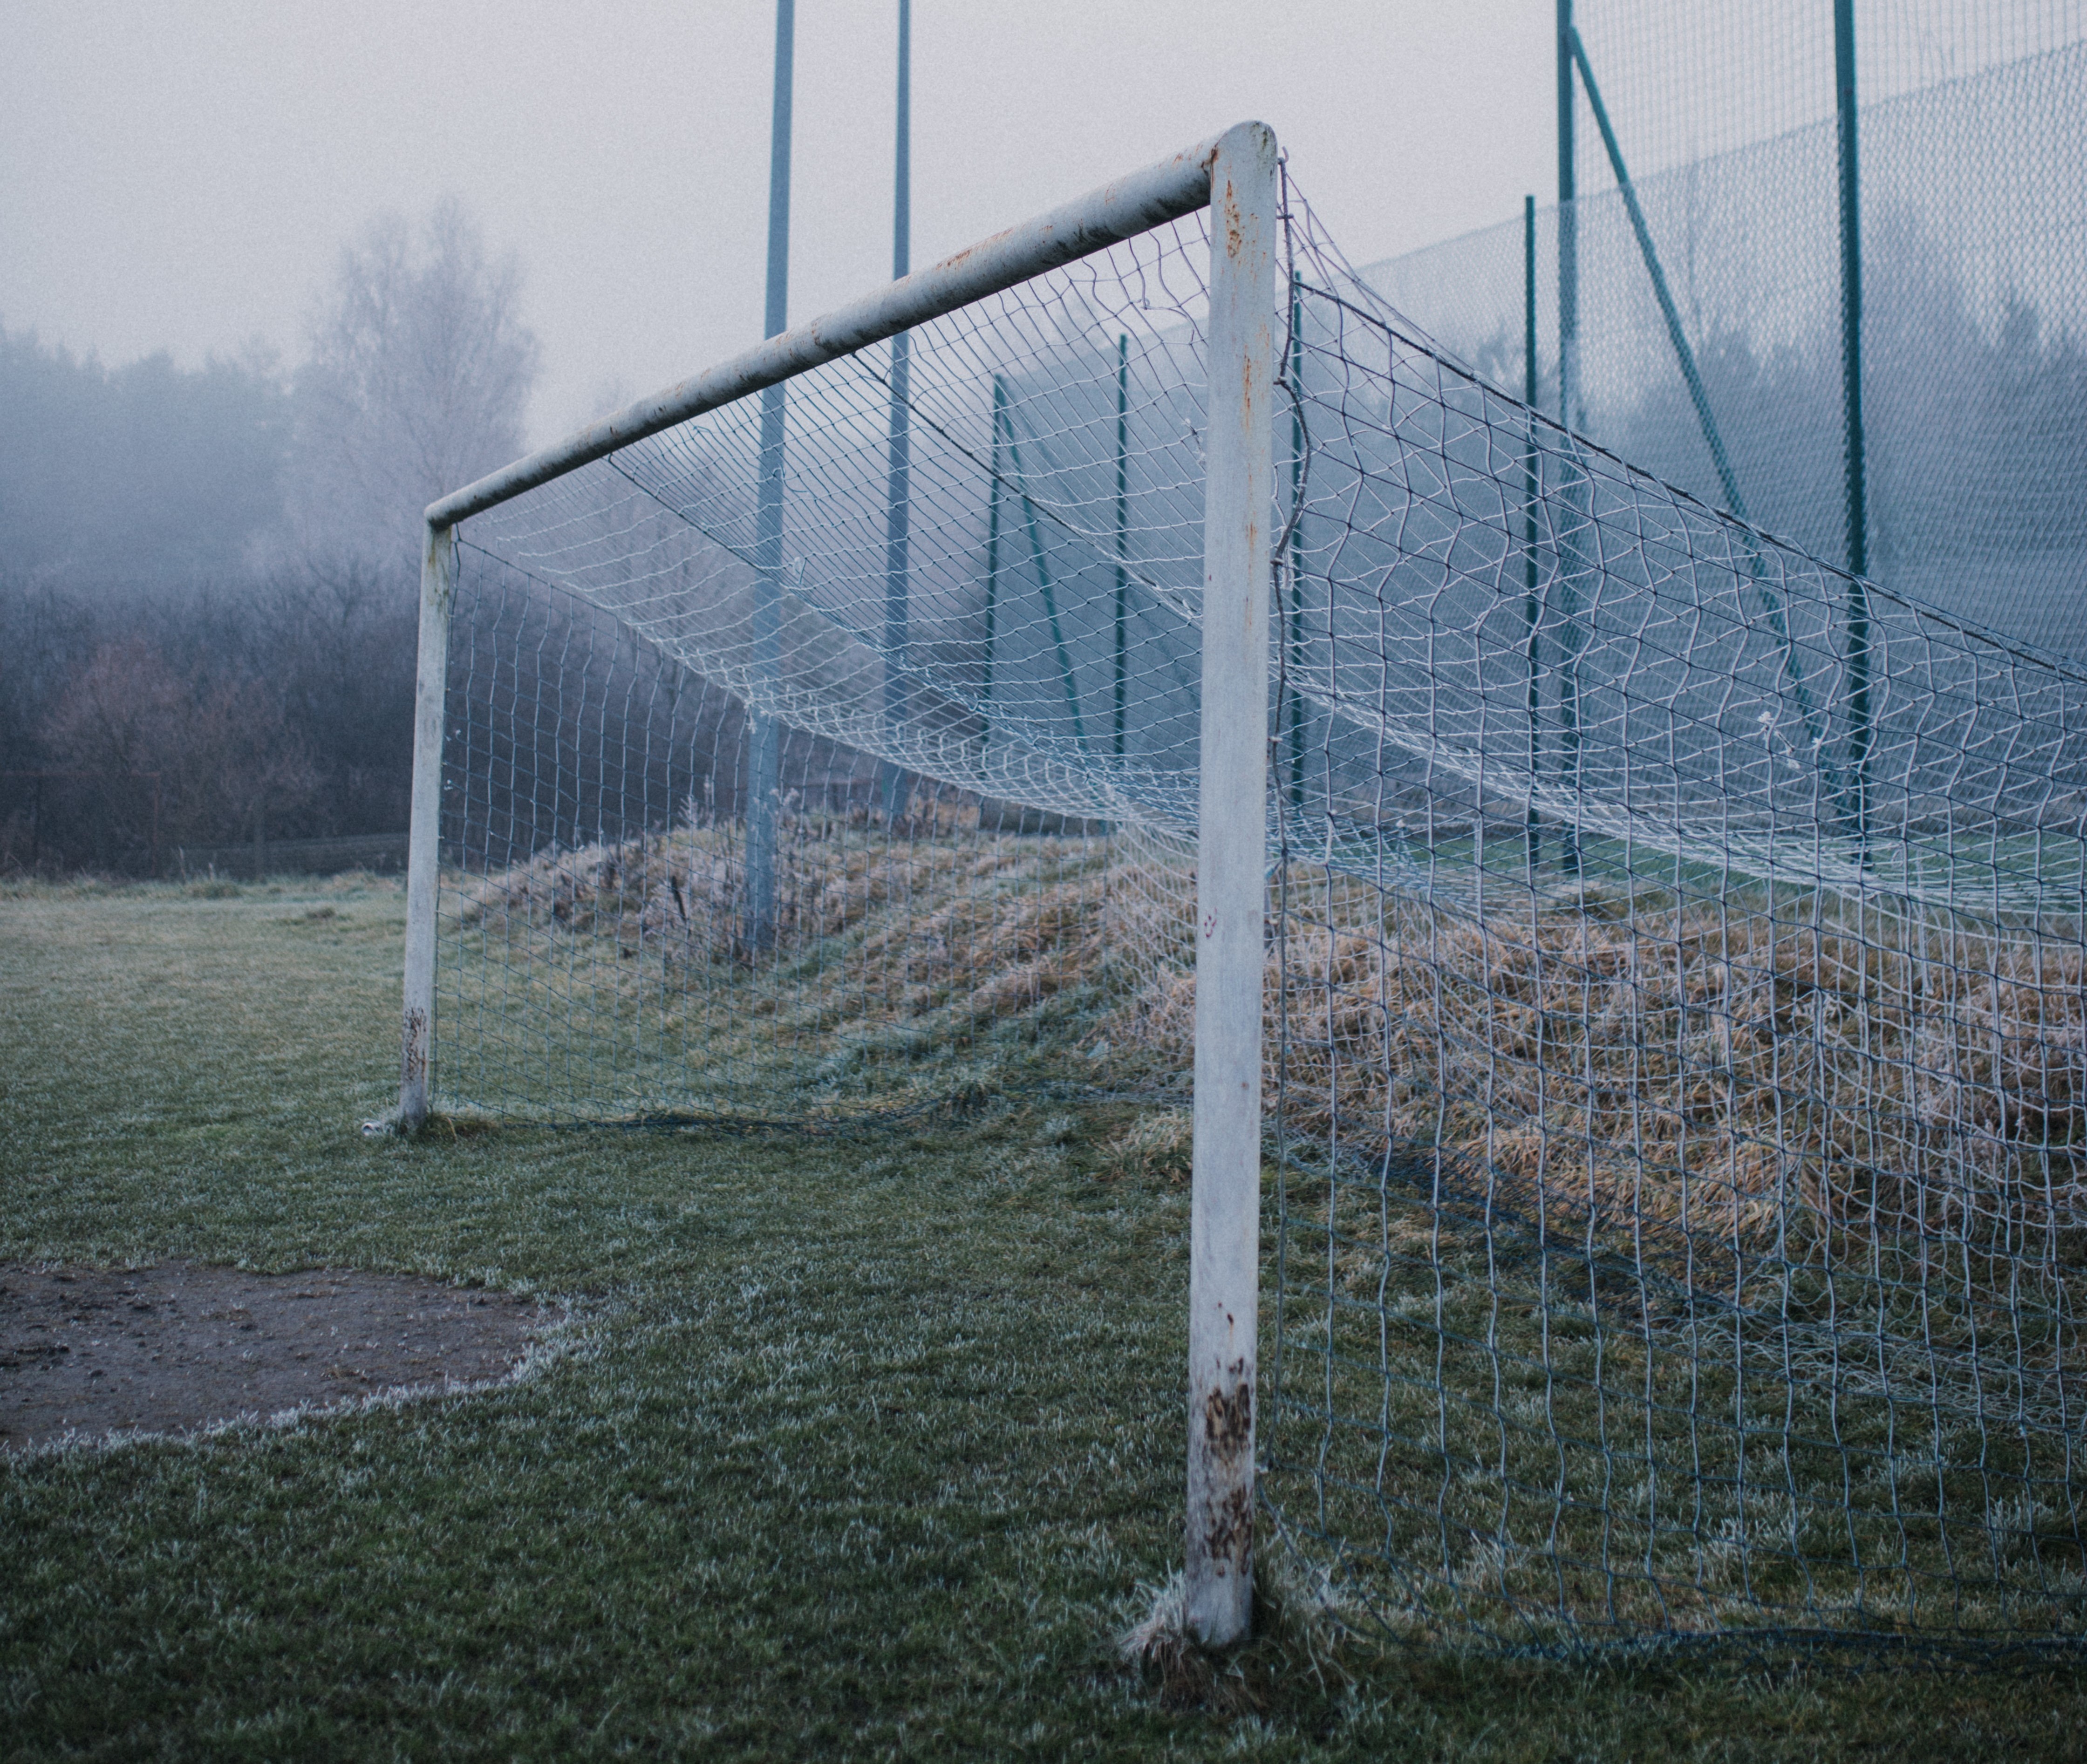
0;2;1557;872
1;1;1556;448
18;3;2071;867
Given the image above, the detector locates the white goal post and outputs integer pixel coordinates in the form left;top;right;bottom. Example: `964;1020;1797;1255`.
395;121;1278;1646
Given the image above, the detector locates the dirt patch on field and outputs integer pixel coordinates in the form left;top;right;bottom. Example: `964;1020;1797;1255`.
0;1263;553;1453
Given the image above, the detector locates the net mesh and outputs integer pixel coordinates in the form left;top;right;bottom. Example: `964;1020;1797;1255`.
428;148;2087;1650
436;213;1217;1125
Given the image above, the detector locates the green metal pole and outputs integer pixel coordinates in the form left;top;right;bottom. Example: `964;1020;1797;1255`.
1523;193;1541;878
747;0;793;949
1003;413;1089;749
1569;27;1750;521
1287;269;1306;811
1556;0;1582;878
1113;334;1129;760
983;376;1003;742
1569;27;1841;793
1557;0;1577;427
881;0;913;820
1836;0;1872;845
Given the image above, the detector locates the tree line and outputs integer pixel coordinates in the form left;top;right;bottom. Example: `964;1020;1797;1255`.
0;201;538;874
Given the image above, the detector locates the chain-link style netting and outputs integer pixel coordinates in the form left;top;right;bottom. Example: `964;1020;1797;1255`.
429;163;2087;1652
1362;3;2087;661
1575;1;2086;171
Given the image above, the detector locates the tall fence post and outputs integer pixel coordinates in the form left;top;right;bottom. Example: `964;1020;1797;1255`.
982;375;1004;742
1186;117;1276;1649
881;0;913;820
1556;0;1578;426
1522;193;1542;878
398;518;456;1130
747;0;795;949
1284;268;1306;810
1835;0;1872;845
1113;333;1129;760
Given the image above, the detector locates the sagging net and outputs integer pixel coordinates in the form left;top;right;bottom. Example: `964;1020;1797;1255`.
436;213;1217;1127
430;166;2087;1652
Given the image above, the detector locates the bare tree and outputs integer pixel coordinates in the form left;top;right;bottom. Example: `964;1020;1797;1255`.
42;638;315;852
291;198;539;570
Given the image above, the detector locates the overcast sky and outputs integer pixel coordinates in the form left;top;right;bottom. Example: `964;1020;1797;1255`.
2;1;1557;446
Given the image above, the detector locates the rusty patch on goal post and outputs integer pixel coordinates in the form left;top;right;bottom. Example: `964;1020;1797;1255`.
1198;1356;1255;1569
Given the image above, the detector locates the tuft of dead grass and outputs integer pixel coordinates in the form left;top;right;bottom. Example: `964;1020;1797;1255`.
1095;1110;1194;1185
1116;1551;1363;1718
455;804;1107;1006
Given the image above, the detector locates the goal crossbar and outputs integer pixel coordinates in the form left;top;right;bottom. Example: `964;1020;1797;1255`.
424;128;1240;531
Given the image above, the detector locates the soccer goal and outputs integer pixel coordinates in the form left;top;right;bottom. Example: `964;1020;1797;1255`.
393;121;2087;1656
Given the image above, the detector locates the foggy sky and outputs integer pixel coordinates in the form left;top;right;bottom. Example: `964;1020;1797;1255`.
2;1;1555;451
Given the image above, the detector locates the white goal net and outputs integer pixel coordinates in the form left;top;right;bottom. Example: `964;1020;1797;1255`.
395;126;2087;1656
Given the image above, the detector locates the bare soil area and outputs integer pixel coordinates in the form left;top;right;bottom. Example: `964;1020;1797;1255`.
0;1263;552;1453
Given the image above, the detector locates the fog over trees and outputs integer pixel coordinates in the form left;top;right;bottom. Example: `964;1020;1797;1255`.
292;199;540;568
0;333;288;582
0;202;539;874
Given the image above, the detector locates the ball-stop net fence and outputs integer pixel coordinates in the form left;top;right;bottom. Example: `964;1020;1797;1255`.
1364;1;2087;662
407;139;2087;1655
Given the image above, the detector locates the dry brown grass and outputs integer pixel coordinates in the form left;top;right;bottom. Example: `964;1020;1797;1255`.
447;809;1121;1078
455;804;983;966
452;819;2086;1267
1121;878;2087;1272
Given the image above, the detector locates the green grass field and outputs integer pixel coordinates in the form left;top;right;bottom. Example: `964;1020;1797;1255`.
5;876;2087;1760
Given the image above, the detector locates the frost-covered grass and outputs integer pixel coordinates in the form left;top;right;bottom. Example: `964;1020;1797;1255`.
3;877;2086;1758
